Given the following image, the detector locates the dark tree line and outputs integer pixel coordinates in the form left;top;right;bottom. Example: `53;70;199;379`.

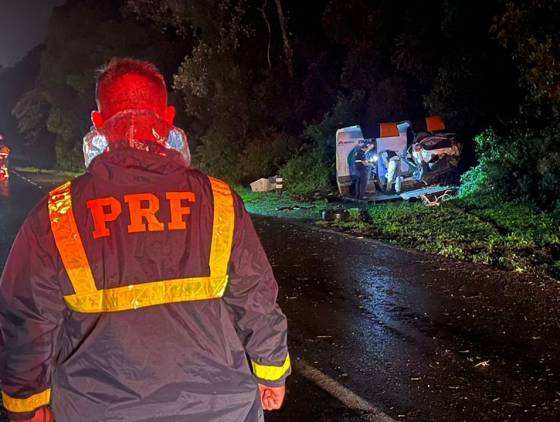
1;0;559;206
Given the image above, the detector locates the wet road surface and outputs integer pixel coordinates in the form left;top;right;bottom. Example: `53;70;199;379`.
2;174;560;421
260;219;560;421
0;175;45;266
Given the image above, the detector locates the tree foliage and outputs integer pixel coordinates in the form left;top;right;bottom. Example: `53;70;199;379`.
493;0;560;109
461;0;560;208
0;47;47;165
9;0;185;170
2;0;559;207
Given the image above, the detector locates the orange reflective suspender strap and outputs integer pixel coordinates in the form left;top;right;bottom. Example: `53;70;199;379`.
1;389;52;413
48;178;235;313
48;181;98;295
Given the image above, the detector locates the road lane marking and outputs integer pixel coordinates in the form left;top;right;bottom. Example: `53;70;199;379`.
294;359;396;421
13;171;44;190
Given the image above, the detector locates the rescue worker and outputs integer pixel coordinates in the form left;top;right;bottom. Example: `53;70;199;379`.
354;141;374;200
381;150;401;193
347;144;359;197
0;58;290;422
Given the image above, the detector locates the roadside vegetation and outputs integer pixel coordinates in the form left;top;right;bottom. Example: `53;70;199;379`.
14;166;81;178
238;188;326;220
240;189;560;280
338;195;559;279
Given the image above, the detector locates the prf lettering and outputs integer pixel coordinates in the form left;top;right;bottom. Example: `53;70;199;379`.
86;192;196;239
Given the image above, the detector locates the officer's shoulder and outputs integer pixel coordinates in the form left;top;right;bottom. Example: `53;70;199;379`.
23;175;82;237
196;172;245;210
34;172;90;214
192;171;233;192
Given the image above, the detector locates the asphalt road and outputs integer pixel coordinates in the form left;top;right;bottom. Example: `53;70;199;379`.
2;174;560;421
259;219;560;421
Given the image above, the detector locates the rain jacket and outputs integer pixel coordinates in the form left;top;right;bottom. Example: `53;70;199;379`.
0;145;290;421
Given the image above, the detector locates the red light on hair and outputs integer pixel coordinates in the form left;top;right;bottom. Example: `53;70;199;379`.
96;58;167;119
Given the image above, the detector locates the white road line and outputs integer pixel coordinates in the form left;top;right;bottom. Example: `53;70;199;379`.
294;359;396;422
13;170;44;190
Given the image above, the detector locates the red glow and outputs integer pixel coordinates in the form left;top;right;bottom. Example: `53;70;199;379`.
98;73;167;120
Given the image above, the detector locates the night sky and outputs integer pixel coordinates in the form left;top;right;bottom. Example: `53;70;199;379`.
0;0;66;67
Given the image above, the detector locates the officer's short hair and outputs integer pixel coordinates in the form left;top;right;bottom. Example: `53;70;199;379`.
96;57;167;119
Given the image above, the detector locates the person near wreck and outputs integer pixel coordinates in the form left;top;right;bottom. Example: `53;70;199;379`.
354;140;374;199
0;58;290;422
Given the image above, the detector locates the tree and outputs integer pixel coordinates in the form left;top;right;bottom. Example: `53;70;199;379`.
14;0;185;170
493;0;560;113
273;0;294;78
125;0;321;182
14;0;556;202
12;90;50;146
460;0;560;208
0;47;48;165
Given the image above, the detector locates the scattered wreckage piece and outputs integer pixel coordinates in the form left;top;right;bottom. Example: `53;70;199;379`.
250;176;281;192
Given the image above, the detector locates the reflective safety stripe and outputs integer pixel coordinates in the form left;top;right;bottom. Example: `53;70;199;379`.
208;176;235;277
48;181;97;294
2;389;51;413
64;276;229;313
48;177;235;313
251;354;291;382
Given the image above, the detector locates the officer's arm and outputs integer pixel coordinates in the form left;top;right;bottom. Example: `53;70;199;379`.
222;194;291;388
0;209;65;420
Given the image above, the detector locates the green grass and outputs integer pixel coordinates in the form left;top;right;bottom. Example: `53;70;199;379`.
364;197;560;278
239;188;560;279
14;166;82;178
237;188;327;219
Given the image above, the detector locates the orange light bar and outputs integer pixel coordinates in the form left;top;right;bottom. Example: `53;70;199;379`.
379;122;399;138
426;116;446;132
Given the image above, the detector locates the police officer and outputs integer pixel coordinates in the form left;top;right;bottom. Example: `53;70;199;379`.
0;58;290;422
355;140;374;200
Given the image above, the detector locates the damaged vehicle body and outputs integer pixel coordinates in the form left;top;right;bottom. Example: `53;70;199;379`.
336;116;462;201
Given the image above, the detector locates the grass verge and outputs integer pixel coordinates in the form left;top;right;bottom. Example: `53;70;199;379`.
330;194;560;280
13;167;80;190
14;166;82;178
241;189;560;280
237;188;327;219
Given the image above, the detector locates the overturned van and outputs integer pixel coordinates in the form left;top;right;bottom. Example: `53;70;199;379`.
335;116;462;199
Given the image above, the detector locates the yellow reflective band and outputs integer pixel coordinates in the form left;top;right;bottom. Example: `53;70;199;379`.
208;176;235;277
251;354;291;382
48;177;235;313
64;276;229;313
2;389;51;413
48;181;97;294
